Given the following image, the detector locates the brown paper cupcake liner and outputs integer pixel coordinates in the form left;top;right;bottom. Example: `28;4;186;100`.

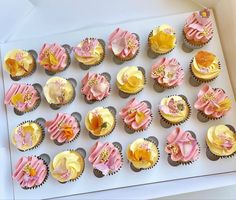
153;80;179;93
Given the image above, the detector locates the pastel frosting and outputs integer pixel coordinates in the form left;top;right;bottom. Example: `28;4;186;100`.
38;43;68;72
184;8;213;44
159;95;190;124
50;151;84;183
126;138;159;169
116;66;145;94
74;38;104;65
108;28;139;59
85;107;115;136
12;156;47;188
11;122;42;151
43;77;74;105
165;127;200;162
151;57;184;87
119;98;152;131
149;24;176;54
206;125;236;156
81;72;110;101
4;83;40;112
45;113;80;143
4;49;34;77
191;51;220;80
88;141;122;176
194;84;231;118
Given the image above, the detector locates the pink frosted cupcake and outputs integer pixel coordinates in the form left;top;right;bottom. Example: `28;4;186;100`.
81;72;111;104
88;141;123;177
119;98;152;133
151;57;184;92
12;156;48;189
194;84;232;121
45;113;80;145
108;28;139;64
165;127;200;166
38;43;71;75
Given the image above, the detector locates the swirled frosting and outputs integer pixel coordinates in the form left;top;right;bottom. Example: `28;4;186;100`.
184;8;213;44
206;125;236;156
108;28;139;60
88;141;122;175
159;95;190;124
116;66;145;94
81;72;110;101
38;43;68;72
50;151;84;183
12;156;47;188
45;113;80;143
4;83;40;112
126;138;159;169
119;98;152;131
165;127;200;162
74;38;104;65
151;57;184;87
194;84;231;118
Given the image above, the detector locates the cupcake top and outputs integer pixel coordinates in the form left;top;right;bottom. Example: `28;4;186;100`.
12;156;48;188
149;24;176;54
74;38;104;65
159;95;190;124
50;151;84;183
165;127;200;162
191;51;220;80
206;125;236;156
4;49;34;77
151;57;184;87
85;107;115;136
126;138;159;169
184;8;213;44
88;141;122;176
4;83;40;112
43;77;74;105
194;84;231;118
116;66;145;94
108;28;139;59
119;98;152;131
11;122;42;151
81;72;110;101
45;113;80;144
38;43;68;72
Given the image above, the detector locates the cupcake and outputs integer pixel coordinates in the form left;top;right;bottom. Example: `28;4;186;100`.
3;49;36;80
119;98;152;133
50;150;85;183
165;127;200;166
88;141;123;177
4;83;41;115
11;121;44;151
38;43;70;75
206;125;236;160
45;113;80;145
108;28;139;63
194;84;232;121
148;24;176;58
43;77;75;109
12;156;48;189
159;95;191;127
74;38;105;69
126;138;159;171
151;57;184;92
183;8;213;51
85;107;116;139
116;66;145;98
81;72;111;103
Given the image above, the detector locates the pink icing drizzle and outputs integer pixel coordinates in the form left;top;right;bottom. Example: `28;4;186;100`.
74;38;99;57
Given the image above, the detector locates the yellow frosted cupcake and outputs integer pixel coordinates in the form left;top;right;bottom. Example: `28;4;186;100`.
50;150;85;183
